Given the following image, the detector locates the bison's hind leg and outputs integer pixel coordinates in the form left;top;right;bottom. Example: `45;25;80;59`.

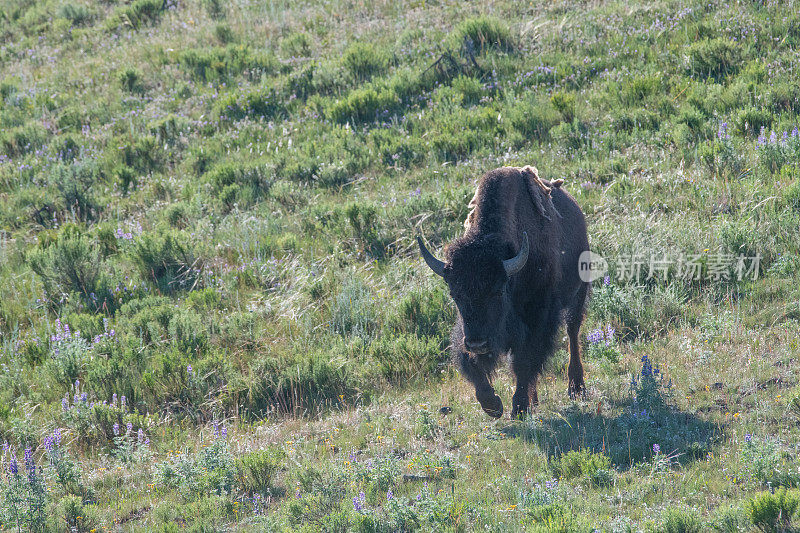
566;282;590;398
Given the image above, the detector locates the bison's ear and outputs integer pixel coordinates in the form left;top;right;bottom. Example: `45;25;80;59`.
418;236;446;277
503;232;529;277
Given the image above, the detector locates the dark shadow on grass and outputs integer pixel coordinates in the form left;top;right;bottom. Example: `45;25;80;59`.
501;390;724;469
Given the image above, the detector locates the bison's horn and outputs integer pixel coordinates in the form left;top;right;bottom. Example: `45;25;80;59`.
417;236;446;277
503;232;529;277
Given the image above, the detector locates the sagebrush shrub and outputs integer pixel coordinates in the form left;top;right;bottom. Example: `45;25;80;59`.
0;122;47;157
506;98;560;141
281;32;311;57
687;38;742;79
27;231;103;307
747;488;800;533
131;229;199;294
734;107;773;137
551;449;613;487
49;161;100;221
202;0;225;19
550;91;576;122
213;23;234;44
118;67;145;94
342;42;388;80
327;85;401;125
331;278;378;339
449;16;514;54
57;3;94;26
659;507;703;533
179;45;278;82
214;86;285;121
107;0;165;30
236;447;286;495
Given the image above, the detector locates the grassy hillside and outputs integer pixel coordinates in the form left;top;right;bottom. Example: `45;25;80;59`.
1;0;800;530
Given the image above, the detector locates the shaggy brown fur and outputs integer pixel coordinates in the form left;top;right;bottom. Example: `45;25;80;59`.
424;166;590;418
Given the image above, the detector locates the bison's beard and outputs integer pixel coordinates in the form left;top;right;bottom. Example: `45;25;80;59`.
450;315;511;362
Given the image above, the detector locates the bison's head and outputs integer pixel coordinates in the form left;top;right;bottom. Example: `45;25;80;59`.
418;232;528;355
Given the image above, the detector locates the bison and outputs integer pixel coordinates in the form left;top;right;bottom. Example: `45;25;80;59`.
417;166;590;418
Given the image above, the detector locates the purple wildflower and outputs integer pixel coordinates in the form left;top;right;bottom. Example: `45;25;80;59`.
24;448;35;480
587;329;604;344
113;423;120;436
653;443;660;454
8;454;18;476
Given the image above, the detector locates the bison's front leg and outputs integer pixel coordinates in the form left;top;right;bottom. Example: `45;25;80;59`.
510;363;535;419
457;351;503;418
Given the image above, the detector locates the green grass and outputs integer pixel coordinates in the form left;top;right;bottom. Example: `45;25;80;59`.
0;0;799;530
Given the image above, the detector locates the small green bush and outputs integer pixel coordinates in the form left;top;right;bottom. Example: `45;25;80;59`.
107;0;165;30
235;447;286;495
57;3;94;26
507;99;561;141
248;347;357;415
687;38;742;79
204;160;273;210
114;165;137;195
747;488;800;533
214;86;285;121
449;16;514;54
342;42;388;81
327;86;400;124
178;45;278;82
551;449;613;487
28;231;100;304
550;91;576;122
734;107;773;137
281;32;311;58
131;230;199;294
369;333;443;383
168;308;209;354
118;67;145;95
451;75;483;106
387;286;452;338
202;0;225;19
658;507;703;533
118;135;162;174
0;122;48;157
330;278;378;340
49;161;100;222
213;23;235;44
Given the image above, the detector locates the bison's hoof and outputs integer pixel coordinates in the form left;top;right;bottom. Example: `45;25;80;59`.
568;379;586;399
477;393;503;419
